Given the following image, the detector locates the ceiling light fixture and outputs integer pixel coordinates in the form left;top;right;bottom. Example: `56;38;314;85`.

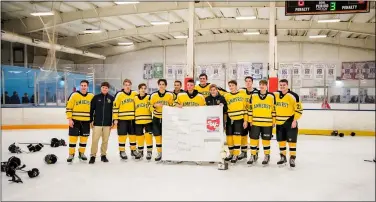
317;19;341;23
243;31;260;35
235;16;257;20
83;29;102;34
151;21;170;25
114;1;140;4
30;11;54;16
118;42;134;45
309;35;327;39
174;35;188;39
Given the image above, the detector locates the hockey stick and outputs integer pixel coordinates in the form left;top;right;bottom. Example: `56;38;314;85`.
18;142;49;145
364;159;376;162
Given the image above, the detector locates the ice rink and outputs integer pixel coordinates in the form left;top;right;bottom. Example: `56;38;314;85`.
2;129;375;201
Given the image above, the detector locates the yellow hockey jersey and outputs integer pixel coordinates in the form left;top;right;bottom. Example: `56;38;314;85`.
239;87;259;121
224;91;248;121
149;91;174;118
194;83;227;98
175;90;206;107
274;89;303;125
66;91;94;121
173;89;185;100
113;90;138;120
249;92;276;127
134;94;152;124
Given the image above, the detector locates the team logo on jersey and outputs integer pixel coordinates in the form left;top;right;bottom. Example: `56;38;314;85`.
216;100;220;104
107;98;111;103
207;117;220;132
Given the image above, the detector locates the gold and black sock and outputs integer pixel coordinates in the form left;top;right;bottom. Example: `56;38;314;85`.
241;136;248;152
279;141;287;156
262;139;271;155
155;136;162;153
136;135;145;151
289;142;296;157
145;133;153;152
250;139;259;155
129;134;137;151
233;135;241;156
78;136;88;154
118;135;126;152
226;135;234;155
69;136;78;155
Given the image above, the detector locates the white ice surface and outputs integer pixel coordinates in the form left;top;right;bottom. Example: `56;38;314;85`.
1;130;375;201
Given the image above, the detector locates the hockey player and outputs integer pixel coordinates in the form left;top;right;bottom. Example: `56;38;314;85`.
175;79;206;107
113;79;138;160
195;73;226;98
223;80;248;163
149;79;174;161
172;80;185;100
274;79;303;167
239;76;259;160
66;80;94;162
247;80;276;166
134;83;153;160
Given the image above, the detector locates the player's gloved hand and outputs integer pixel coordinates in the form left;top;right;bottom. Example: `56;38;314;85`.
243;121;248;129
68;119;74;128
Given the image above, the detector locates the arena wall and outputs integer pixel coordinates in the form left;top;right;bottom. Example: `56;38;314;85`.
97;42;375;92
1;108;374;136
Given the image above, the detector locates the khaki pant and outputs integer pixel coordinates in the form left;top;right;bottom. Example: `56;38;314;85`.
90;126;111;157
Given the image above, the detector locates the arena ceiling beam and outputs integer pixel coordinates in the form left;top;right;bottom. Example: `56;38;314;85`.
57;19;375;47
2;2;284;34
82;33;375;59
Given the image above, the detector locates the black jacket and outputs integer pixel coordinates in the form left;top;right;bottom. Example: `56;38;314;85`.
205;93;227;113
90;93;114;126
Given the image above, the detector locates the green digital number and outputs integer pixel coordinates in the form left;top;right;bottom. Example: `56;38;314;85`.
330;2;336;11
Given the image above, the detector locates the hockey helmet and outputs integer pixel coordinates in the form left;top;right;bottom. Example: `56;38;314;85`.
5;156;21;177
27;168;40;178
44;154;58;164
50;138;60;147
8;143;22;154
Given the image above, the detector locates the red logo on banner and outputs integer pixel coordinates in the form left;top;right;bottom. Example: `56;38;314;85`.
207;117;220;132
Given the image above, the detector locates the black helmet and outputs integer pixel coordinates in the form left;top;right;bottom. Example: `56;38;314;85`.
27;168;39;178
8;143;22;154
5;156;21;177
50;138;60;147
44;154;57;164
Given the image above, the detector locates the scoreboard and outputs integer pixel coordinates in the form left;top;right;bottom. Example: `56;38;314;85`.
285;1;370;16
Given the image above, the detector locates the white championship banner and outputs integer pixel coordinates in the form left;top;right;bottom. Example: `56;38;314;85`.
162;106;224;162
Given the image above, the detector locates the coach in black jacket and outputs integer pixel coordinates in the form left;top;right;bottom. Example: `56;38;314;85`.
89;82;114;164
206;84;227;127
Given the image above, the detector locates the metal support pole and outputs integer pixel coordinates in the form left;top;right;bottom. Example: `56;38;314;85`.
163;46;166;79
33;72;37;106
186;1;195;78
64;71;67;104
92;68;96;94
10;42;13;66
2;70;5;104
268;2;278;92
24;44;28;68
